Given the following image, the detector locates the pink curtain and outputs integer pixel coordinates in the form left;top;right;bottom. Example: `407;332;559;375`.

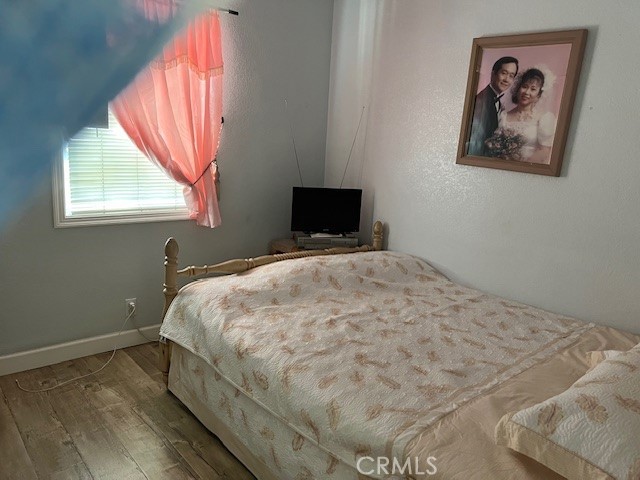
111;11;223;227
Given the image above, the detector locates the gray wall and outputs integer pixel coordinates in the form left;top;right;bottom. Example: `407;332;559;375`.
0;0;334;356
326;0;640;333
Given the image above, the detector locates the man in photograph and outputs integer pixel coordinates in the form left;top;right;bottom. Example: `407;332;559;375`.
467;56;519;156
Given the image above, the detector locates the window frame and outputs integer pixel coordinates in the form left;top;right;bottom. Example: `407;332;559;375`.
52;128;190;229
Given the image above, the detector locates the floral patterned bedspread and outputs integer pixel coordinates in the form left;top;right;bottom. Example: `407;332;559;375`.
160;251;593;473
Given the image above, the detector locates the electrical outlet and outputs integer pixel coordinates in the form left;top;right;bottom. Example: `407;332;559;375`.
125;298;137;317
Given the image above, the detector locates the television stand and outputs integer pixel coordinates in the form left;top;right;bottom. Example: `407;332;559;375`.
309;232;355;238
269;233;360;254
269;238;302;254
293;232;359;249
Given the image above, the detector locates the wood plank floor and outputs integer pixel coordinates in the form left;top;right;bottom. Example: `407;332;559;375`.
0;343;256;480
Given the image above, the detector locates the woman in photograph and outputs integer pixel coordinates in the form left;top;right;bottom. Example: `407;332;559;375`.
491;67;557;164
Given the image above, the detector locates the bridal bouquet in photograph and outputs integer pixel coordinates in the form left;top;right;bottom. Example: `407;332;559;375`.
484;127;526;161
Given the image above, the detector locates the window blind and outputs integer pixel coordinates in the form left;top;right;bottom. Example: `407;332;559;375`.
63;108;186;218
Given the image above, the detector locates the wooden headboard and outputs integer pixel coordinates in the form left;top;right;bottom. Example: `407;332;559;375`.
159;220;384;385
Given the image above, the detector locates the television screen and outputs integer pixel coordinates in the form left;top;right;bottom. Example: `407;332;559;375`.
291;187;362;233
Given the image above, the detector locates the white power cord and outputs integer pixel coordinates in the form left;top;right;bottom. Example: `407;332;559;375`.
128;303;158;343
16;305;154;393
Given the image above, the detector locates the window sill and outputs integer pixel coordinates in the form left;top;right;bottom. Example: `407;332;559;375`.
53;211;190;228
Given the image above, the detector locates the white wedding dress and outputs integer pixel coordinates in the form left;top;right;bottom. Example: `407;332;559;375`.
498;109;557;162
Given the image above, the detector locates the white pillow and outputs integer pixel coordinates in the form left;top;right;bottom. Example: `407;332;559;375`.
496;343;640;480
586;349;624;370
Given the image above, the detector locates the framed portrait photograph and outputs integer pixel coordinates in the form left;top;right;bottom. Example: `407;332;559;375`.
456;29;587;176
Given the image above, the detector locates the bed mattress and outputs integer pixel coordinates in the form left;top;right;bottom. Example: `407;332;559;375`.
160;251;637;479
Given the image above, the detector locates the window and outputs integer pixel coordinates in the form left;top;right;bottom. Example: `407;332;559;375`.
53;108;188;227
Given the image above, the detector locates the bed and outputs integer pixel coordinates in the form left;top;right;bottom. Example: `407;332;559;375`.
158;221;640;480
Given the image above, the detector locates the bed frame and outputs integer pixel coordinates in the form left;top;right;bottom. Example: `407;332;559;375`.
159;221;384;386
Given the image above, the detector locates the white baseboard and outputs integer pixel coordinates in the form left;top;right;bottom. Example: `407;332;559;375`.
0;324;161;377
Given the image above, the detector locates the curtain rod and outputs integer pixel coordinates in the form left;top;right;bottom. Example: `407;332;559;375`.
210;7;238;15
173;0;239;16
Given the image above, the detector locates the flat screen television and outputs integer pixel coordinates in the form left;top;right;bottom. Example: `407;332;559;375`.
291;187;362;233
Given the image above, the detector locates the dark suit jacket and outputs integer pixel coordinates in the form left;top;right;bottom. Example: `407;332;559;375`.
468;85;499;157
